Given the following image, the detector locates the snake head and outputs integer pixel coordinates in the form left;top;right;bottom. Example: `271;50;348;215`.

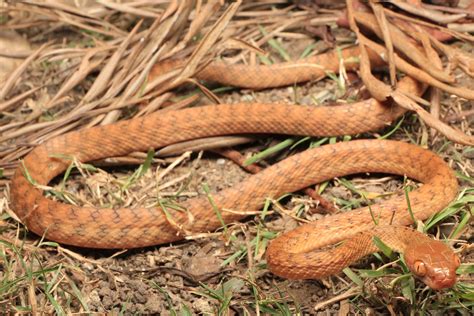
404;240;460;290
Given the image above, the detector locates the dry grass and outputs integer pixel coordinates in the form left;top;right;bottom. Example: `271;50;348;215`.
0;1;473;314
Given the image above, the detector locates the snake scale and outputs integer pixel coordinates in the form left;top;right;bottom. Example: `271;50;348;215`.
10;46;461;289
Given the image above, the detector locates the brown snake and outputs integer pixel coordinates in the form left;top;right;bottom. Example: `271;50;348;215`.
10;47;461;290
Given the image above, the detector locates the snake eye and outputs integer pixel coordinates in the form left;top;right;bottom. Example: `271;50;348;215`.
414;261;427;276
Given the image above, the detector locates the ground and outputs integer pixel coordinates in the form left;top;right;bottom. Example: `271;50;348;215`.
0;2;473;315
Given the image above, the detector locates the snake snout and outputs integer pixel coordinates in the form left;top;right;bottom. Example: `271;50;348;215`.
424;267;457;290
404;240;460;290
410;263;457;290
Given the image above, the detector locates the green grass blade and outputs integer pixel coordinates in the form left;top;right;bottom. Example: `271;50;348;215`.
244;138;296;166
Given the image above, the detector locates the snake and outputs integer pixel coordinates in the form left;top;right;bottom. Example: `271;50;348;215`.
9;46;461;290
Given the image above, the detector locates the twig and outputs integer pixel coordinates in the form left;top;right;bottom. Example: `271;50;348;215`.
314;287;361;311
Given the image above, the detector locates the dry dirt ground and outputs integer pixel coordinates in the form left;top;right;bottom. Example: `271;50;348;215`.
1;4;473;316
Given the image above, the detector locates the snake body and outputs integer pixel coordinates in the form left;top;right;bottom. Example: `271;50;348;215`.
10;48;460;289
